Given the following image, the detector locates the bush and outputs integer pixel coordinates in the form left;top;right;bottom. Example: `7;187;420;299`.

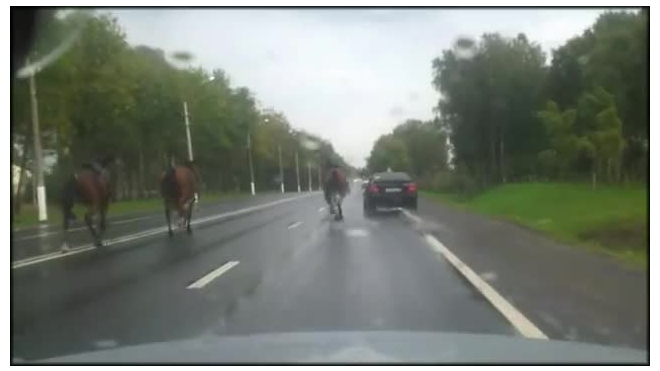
420;169;480;196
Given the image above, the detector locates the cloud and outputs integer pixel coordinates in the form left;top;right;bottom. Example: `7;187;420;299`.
266;50;278;62
389;105;405;118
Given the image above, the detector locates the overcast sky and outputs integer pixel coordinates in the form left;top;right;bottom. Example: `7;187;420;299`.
111;8;606;168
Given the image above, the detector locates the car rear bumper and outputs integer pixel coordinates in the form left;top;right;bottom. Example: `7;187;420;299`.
365;193;417;208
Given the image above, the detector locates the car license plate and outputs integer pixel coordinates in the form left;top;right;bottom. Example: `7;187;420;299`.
385;188;401;193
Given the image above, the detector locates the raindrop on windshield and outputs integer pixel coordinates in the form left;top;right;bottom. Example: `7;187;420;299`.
453;36;477;60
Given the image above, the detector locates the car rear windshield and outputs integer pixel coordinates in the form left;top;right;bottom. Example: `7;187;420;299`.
372;172;411;181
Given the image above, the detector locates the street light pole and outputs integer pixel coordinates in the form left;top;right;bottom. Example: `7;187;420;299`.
307;161;312;192
295;151;301;193
183;101;193;161
182;75;213;163
248;131;255;195
278;144;284;193
29;69;47;222
183;101;200;202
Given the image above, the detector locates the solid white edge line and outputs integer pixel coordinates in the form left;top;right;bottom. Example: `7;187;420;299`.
399;208;422;223
12;193;316;269
423;233;548;339
187;261;239;289
400;209;547;340
109;216;152;225
12;217;154;242
13;226;85;241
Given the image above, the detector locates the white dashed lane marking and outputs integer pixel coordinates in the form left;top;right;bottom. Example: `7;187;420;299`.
187;261;240;289
287;221;303;229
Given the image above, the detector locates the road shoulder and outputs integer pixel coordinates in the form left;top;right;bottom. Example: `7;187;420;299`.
411;195;648;350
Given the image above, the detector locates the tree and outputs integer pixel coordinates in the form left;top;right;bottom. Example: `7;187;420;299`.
11;11;350;211
367;134;410;173
432;32;547;186
576;87;625;187
537;101;581;180
392;119;448;178
543;10;648;182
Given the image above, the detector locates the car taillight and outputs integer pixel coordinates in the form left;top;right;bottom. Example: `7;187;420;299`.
368;184;379;193
407;183;417;192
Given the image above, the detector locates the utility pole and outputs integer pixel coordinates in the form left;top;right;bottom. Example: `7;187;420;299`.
318;165;322;191
278;144;284;193
307;161;312;192
247;131;255;195
295;151;301;193
29;68;47;222
183;101;193;161
183;101;199;202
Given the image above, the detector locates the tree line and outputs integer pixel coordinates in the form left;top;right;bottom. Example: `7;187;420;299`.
12;10;349;215
366;9;648;192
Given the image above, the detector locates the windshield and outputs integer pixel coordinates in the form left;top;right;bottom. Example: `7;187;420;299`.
373;172;412;181
11;7;648;364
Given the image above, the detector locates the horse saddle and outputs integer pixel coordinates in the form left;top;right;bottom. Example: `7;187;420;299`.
80;162;109;192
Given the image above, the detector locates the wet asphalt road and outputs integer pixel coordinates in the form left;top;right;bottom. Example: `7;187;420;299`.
11;189;648;362
12;191;517;361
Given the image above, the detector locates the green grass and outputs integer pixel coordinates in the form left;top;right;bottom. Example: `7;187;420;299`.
12;191;249;229
422;182;648;268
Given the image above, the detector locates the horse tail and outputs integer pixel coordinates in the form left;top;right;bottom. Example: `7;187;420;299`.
160;168;178;201
61;175;77;228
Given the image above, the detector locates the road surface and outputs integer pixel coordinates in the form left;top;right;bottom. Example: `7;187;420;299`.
12;190;522;361
11;190;646;361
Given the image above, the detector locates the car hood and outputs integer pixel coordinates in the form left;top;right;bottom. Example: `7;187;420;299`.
38;331;647;364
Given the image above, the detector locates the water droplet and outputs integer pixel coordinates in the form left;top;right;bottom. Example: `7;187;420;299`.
453;36;477;60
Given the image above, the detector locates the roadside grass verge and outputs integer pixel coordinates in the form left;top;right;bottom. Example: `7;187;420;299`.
421;182;648;268
12;191;249;229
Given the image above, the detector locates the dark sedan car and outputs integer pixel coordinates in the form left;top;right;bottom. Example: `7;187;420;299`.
363;171;417;214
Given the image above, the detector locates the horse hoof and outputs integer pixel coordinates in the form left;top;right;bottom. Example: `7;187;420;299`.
186;227;192;235
168;230;174;237
94;240;103;248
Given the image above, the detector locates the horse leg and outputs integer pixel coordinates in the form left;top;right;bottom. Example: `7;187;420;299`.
334;200;343;221
61;176;76;252
61;207;71;252
165;200;173;237
85;207;102;247
99;200;109;238
176;197;187;228
186;198;194;235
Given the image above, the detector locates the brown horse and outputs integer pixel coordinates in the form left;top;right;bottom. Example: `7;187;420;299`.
323;166;349;221
61;155;115;250
160;161;199;236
